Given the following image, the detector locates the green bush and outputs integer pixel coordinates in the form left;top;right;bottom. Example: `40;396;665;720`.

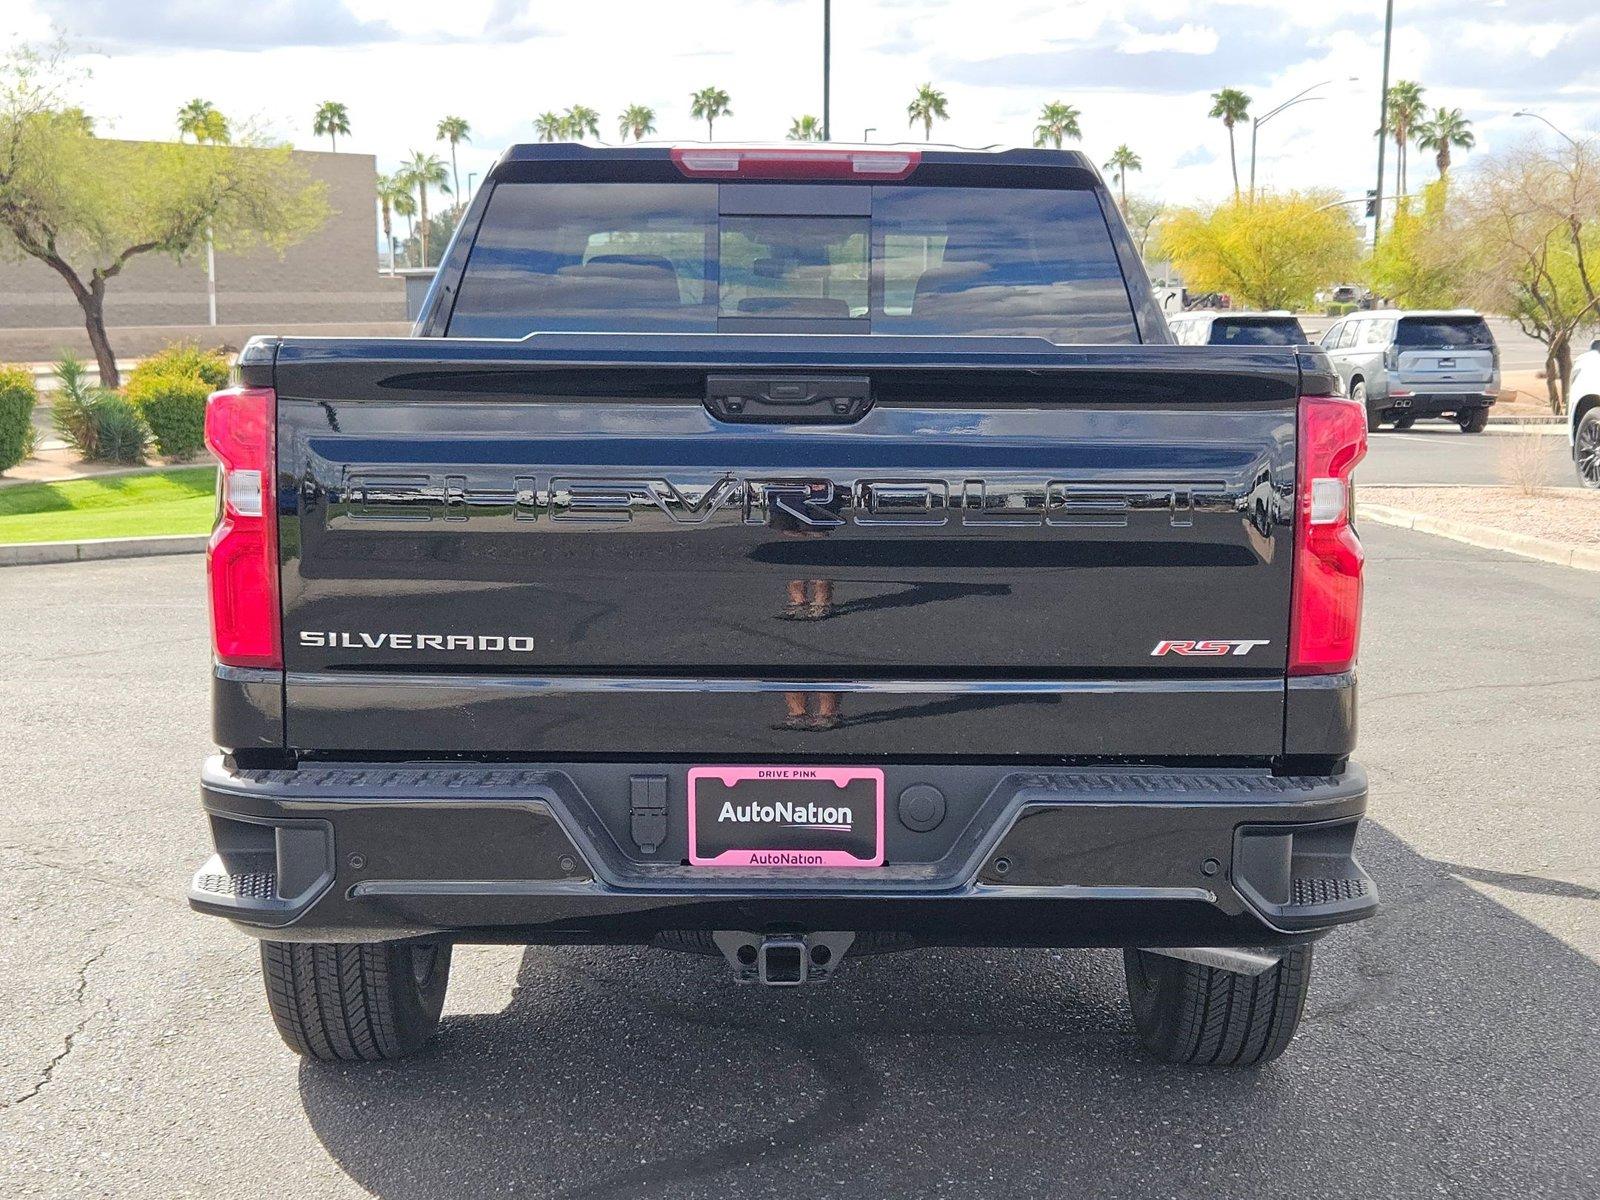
1325;302;1358;317
126;342;230;393
128;371;209;460
0;365;38;475
90;395;148;465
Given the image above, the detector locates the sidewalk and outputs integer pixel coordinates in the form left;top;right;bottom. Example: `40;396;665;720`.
1;443;213;487
1361;485;1600;571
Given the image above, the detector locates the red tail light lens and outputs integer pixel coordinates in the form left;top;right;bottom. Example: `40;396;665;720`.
204;386;280;669
670;146;920;180
1290;394;1367;676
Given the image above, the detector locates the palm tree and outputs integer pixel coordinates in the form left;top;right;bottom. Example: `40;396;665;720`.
176;98;229;144
435;115;471;202
906;83;949;142
376;172;414;272
313;101;351;151
618;104;657;142
1415;106;1475;178
1103;145;1142;212
534;111;563;143
399;196;418;264
689;87;732;140
1032;101;1082;149
401;150;451;267
563;105;600;142
787;114;824;141
1386;80;1426;195
1208;88;1250;199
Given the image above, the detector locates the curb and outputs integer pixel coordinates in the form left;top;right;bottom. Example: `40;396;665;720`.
1487;415;1562;426
1358;503;1600;572
0;534;208;567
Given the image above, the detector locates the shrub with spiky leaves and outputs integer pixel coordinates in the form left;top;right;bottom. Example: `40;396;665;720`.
90;395;147;464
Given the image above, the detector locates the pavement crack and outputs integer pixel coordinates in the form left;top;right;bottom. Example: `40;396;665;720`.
5;942;112;1109
0;845;184;908
1364;673;1600;707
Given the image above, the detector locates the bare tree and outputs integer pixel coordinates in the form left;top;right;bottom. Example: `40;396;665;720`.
1456;138;1600;413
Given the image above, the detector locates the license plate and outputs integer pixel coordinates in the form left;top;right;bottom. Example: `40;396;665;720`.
687;766;884;868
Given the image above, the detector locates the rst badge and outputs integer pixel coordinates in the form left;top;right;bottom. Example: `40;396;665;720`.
1151;639;1271;657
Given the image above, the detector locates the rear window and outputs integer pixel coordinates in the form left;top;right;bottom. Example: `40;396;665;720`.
1207;318;1307;346
447;181;1137;343
1395;317;1493;348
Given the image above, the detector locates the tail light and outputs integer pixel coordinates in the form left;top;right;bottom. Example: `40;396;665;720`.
1290;394;1368;676
1383;345;1399;371
204;386;281;669
670;146;920;180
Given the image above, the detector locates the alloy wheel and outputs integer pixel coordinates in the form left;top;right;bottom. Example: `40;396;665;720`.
1577;414;1600;488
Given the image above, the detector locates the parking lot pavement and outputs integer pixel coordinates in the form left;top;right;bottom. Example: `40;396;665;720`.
2;530;1597;1199
1359;423;1579;488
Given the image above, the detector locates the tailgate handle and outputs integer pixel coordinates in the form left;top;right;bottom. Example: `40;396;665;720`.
705;374;872;424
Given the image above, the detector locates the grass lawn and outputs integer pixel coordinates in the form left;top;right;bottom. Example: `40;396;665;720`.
0;467;216;543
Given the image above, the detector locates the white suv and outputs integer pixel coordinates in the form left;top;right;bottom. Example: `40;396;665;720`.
1166;310;1309;346
1569;337;1600;488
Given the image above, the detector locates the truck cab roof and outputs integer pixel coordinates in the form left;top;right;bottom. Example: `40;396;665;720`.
486;142;1102;187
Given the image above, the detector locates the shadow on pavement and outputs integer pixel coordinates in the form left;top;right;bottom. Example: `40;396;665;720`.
298;823;1600;1200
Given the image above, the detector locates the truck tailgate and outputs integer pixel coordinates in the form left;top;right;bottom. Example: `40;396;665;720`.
273;338;1303;758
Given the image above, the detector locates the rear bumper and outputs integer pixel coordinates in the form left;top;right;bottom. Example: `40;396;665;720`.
1380;391;1496;415
189;757;1376;948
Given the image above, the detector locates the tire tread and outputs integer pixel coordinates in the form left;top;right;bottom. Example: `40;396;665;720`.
259;940;447;1063
1123;944;1312;1067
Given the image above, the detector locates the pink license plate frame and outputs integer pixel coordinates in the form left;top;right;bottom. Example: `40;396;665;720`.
686;765;885;868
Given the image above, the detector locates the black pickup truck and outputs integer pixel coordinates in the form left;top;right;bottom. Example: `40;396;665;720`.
191;144;1375;1067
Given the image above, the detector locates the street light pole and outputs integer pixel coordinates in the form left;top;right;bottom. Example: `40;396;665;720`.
1247;77;1356;201
822;0;831;141
1513;110;1579;149
466;171;478;205
1314;193;1404;214
863;127;876;142
205;224;217;327
1373;0;1395;245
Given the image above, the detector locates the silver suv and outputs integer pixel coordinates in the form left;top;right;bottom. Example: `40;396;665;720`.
1319;310;1500;433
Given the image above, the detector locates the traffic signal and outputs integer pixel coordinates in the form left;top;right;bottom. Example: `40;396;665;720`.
1365;190;1378;218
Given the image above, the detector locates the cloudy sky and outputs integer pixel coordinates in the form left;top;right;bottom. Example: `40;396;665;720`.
7;0;1598;208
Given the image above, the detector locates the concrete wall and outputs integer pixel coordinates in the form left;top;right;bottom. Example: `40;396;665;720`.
0;143;406;335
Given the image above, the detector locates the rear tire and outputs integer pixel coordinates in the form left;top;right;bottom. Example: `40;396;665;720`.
1122;945;1312;1067
260;940;451;1062
1459;407;1489;433
1576;408;1600;489
1352;381;1380;431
